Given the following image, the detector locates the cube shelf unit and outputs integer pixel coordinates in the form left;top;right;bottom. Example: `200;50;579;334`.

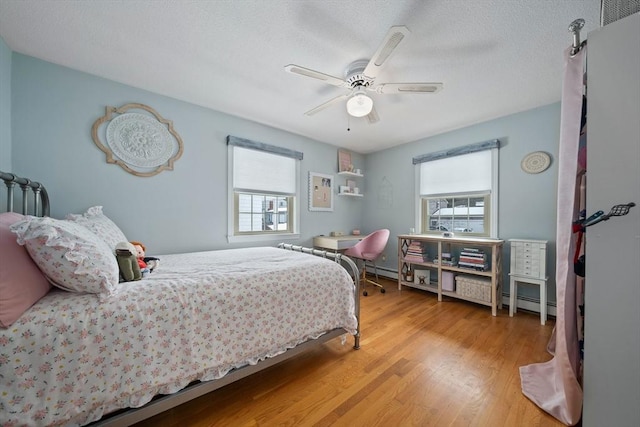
397;234;504;316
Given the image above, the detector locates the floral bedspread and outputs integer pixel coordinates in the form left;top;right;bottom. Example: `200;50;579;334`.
0;247;357;426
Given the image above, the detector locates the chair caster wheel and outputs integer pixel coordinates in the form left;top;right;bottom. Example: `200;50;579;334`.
381;288;386;293
363;290;368;296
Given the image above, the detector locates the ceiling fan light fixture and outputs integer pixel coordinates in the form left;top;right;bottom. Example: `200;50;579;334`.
346;91;373;117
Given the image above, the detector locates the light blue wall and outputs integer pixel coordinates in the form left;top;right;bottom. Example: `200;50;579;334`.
10;54;364;254
9;52;561;302
363;104;560;302
0;36;11;171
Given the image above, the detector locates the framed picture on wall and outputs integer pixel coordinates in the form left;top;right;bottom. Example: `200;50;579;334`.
309;172;334;211
338;149;352;172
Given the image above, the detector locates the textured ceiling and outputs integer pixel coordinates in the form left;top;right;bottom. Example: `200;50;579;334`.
0;0;601;153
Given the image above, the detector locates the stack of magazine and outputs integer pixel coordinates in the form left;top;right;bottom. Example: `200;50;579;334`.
458;247;488;271
404;240;429;262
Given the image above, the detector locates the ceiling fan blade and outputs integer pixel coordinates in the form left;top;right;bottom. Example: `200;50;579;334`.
304;94;350;116
363;25;411;79
366;106;380;124
373;82;444;94
285;64;347;87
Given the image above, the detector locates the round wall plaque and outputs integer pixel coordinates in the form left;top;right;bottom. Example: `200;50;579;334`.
521;151;551;174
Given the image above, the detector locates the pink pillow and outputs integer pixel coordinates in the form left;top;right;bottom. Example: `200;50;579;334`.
0;212;51;328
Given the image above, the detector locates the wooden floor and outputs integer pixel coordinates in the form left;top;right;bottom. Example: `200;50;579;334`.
134;277;563;427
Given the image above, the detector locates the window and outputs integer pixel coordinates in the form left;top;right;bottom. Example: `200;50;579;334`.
422;195;490;234
415;140;499;237
227;136;301;243
236;193;292;232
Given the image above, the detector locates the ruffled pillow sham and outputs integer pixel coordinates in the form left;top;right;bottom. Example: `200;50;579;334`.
65;206;127;251
10;216;119;297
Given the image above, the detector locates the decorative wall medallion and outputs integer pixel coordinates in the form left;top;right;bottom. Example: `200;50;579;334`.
92;103;184;177
521;151;551;174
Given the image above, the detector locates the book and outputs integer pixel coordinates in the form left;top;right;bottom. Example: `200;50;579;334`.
405;240;429;262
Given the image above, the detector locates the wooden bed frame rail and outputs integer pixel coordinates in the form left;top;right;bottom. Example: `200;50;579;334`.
0;170;50;216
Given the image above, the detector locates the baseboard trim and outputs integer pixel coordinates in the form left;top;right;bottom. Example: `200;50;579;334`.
366;267;557;318
506;295;557;318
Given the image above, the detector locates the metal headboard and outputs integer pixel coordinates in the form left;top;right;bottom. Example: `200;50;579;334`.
0;171;50;217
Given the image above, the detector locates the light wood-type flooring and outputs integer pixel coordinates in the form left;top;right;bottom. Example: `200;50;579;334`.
134;277;564;427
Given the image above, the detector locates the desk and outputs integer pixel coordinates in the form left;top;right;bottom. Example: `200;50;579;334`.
313;235;362;251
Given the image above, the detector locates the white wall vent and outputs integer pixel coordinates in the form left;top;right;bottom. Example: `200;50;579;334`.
601;0;640;26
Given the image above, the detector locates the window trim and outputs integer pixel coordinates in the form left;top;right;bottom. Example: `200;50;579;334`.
414;141;499;238
227;138;301;244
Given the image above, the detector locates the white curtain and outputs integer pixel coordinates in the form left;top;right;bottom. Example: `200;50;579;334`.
518;46;585;425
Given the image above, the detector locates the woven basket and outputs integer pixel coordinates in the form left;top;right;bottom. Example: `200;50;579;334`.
455;275;491;302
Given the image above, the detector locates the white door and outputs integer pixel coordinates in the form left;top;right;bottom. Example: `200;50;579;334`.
583;13;640;427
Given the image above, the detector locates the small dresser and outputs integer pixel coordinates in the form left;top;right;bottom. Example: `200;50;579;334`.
508;239;548;324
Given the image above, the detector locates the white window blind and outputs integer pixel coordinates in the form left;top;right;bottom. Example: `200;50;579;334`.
233;146;296;195
420;149;492;195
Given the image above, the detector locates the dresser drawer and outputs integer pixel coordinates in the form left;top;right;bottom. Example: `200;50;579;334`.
516;259;540;268
513;264;541;277
521;251;543;261
521;241;545;250
509;239;547;279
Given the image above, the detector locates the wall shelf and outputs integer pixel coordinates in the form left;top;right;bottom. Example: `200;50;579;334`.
338;170;363;197
337;171;363;178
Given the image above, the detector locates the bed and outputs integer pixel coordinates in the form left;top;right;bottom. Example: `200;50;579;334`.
0;171;360;427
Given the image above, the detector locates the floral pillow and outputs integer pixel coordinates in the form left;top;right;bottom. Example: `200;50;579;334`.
10;216;119;297
65;206;127;251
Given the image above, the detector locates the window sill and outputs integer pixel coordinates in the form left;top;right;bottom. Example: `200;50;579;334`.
227;233;300;244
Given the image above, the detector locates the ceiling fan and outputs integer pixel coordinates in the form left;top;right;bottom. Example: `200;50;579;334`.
285;25;443;123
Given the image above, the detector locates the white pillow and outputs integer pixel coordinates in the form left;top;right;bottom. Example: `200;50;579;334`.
10;216;120;297
65;206;127;251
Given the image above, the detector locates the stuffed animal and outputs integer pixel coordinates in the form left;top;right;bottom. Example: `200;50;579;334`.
129;241;160;272
115;241;142;282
